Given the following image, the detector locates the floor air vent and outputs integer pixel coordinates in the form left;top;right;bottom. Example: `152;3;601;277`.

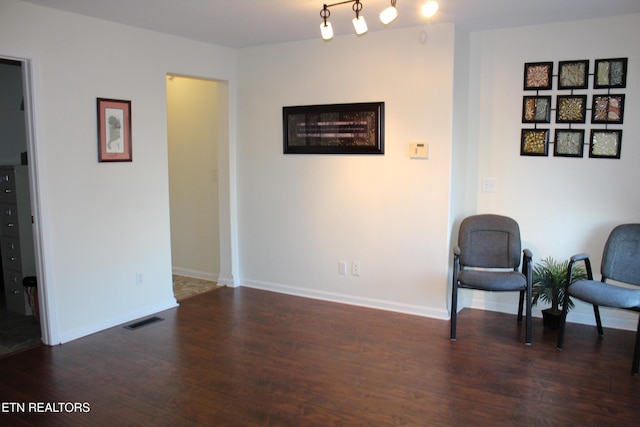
124;316;164;330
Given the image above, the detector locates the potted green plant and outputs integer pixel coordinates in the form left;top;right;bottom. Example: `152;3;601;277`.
532;256;587;330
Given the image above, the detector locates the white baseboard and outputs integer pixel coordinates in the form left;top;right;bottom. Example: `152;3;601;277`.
465;295;638;332
56;299;178;345
241;279;450;320
216;275;238;287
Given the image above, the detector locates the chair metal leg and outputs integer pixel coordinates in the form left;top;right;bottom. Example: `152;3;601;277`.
632;316;640;375
517;290;524;323
525;286;532;345
557;291;571;349
450;282;458;341
593;305;604;336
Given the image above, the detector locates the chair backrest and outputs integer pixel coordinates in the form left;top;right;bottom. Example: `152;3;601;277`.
458;214;522;269
601;224;640;286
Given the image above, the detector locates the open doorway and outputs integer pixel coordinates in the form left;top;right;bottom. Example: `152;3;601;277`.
0;58;41;356
166;75;227;301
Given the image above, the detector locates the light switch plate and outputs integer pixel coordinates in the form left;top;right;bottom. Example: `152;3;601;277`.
481;177;498;193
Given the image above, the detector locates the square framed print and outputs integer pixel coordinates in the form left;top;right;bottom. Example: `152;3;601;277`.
594;58;628;89
554;129;585;157
592;94;625;124
558;60;589;89
283;102;384;154
522;96;551;123
589;130;622;159
556;95;587;123
523;62;553;90
97;98;132;162
521;129;549;156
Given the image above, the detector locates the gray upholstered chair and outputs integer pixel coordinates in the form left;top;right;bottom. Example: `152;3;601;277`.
557;224;640;374
450;214;533;344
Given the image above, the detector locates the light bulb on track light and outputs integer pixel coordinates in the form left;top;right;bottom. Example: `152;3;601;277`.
379;5;398;25
422;1;439;18
320;22;334;40
352;15;368;35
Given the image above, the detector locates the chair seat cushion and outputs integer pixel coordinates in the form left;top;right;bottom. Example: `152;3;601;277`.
458;270;526;291
568;280;640;309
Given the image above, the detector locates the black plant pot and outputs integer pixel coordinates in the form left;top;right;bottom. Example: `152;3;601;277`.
542;308;562;330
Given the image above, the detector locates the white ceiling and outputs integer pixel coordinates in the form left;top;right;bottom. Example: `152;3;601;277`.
21;0;640;48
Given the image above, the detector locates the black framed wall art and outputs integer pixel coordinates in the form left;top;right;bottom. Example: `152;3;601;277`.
592;94;625;124
522;96;551;123
520;57;628;159
594;58;628;89
590;130;622;159
523;62;553;90
556;95;587;123
554;129;585;158
283;102;384;155
521;129;549;156
558;60;589;90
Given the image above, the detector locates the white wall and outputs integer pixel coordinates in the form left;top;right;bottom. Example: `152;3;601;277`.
236;25;455;317
167;76;221;281
465;14;640;329
0;0;238;343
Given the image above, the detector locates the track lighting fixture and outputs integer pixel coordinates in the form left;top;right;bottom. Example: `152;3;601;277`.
319;1;439;40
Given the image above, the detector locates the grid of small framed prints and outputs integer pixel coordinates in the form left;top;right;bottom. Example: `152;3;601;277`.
521;58;627;159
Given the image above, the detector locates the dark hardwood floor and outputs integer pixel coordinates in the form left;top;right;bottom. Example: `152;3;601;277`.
1;287;639;426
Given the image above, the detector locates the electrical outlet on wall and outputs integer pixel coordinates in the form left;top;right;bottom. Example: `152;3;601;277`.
351;261;361;277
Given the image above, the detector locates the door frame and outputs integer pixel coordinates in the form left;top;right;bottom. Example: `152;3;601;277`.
1;51;57;345
165;73;237;288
